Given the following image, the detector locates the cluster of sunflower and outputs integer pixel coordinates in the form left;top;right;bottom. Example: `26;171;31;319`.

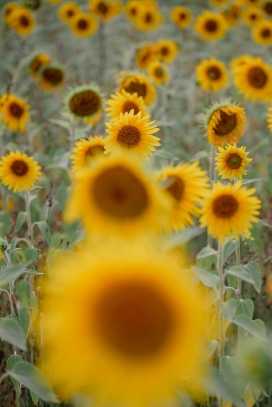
3;3;36;36
28;53;65;90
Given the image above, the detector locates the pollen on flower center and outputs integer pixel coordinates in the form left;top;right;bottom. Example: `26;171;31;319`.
247;67;267;88
213;111;237;136
69;91;101;116
122;101;139;115
9;102;24;119
212;194;239;218
124;82;147;98
207;66;221;80
227;153;242;169
94;281;174;357
10;160;29;176
166;176;185;201
117;125;141;147
205;19;217;32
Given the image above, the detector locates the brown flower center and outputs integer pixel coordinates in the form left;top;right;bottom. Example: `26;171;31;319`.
9;102;24;119
124;81;147;98
145;12;152;23
94;280;174;357
212;194;238;218
122;101;139;115
131;6;137;16
179;12;186;20
69;90;101;117
213;110;237;136
166;176;185;202
155;67;164;77
67;9;75;17
249;13;257;20
205;19;218;33
160;46;169;56
98;1;108;14
264;2;272;15
20;15;30;27
117;125;141;148
43;68;63;85
78;18;88;30
10;160;29;176
261;28;272;38
92;165;148;219
247;67;267;88
227;153;242;169
207;66;221;80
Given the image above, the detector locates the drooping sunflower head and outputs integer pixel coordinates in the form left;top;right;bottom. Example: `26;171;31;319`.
252;20;272;45
154;40;179;64
105;110;160;160
171;6;192;29
39;65;65;90
215;143;252;180
8;6;36;36
70;12;98;37
105;90;148;119
0;94;30;132
89;0;122;20
195;57;229;92
148;61;169;85
242;6;264;26
118;73;156;106
263;1;272;17
195;10;228;40
204;101;246;147
135;43;156;70
0;150;41;193
70;136;106;174
133;5;163;31
3;2;19;25
58;2;81;23
199;181;261;244
29;53;51;78
66;84;103;119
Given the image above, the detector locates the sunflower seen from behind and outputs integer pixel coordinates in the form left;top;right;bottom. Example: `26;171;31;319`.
215;143;252;180
0;94;30;132
155;40;178;64
70;136;106;174
105;90;147;119
58;2;81;23
196;58;229;92
171;6;192;30
195;11;228;41
66;84;103;119
252;20;272;45
118;73;156;106
70;12;98;37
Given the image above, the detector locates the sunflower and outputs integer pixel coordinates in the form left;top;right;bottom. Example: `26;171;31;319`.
170;6;192;29
0;151;41;193
204;102;246;147
58;2;81;23
133;7;163;31
43;240;207;405
154;40;178;64
0;94;30;132
29;53;51;78
39;65;65;90
70;12;98;37
242;0;261;5
66;85;103;119
263;1;272;17
8;6;35;36
211;0;229;5
136;43;156;70
158;161;209;233
199;181;261;244
3;2;19;25
105;110;160;160
64;155;171;235
148;61;168;85
70;136;106;173
252;20;272;44
267;106;272;131
232;57;272;102
89;0;122;20
215;143;252;180
84;110;102;125
242;7;264;26
125;0;142;23
118;73;156;106
229;54;254;74
195;57;229;92
195;11;228;41
105;90;147;119
222;2;243;26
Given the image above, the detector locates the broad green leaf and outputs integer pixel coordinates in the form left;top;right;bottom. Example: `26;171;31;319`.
35;221;51;245
15;212;27;233
0;213;11;235
223;240;240;263
196;247;217;271
236;299;254;319
197;246;218;259
0;318;26;350
16;280;30;306
203;338;218;361
192;266;219;289
7;355;23;392
205;288;218;307
233;315;267;341
30;391;40;406
0;263;30;287
18;306;30;336
8;362;58;403
243;262;262;293
57;186;68;211
243;384;261;407
220;298;237;321
225;266;254;285
26;248;38;262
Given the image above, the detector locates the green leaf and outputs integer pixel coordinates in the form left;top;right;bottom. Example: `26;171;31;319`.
36;221;51;245
0;263;30;287
0;213;11;235
16;280;30;306
190;150;208;162
243;262;262;293
57;186;68;211
0;318;26;350
203;338;218;361
26;248;38;262
30;391;40;406
220;298;237;321
236;299;254;319
18;306;30;336
7;355;23;392
233;315;267;341
14;212;27;233
192;266;219;289
197;246;218;259
257;218;272;228
8;362;58;403
225;266;254;285
196;247;217;271
223;240;239;263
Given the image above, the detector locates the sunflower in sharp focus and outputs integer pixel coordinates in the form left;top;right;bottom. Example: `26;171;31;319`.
196;58;229;92
29;53;51;78
266;106;272;131
58;2;81;23
3;3;19;25
0;151;41;193
148;61;168;85
8;7;35;36
195;11;228;41
134;7;163;31
64;155;171;235
252;20;272;44
158;161;209;233
263;1;272;17
89;0;122;20
39;65;65;90
0;94;30;132
204;102;246;147
233;57;272;103
105;110;160;160
242;7;264;26
215;143;252;180
70;12;98;37
171;6;192;29
154;40;178;64
199;181;261;244
71;136;106;173
106;90;147;119
67;85;103;119
136;43;156;70
118;73;156;106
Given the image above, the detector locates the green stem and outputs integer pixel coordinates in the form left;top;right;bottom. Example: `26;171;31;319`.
217;241;224;407
235;239;242;351
69;117;76;154
207;145;214;247
25;191;33;244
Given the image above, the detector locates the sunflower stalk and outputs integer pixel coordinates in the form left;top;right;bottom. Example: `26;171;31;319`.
69;117;76;154
217;241;225;407
235;239;242;351
207;145;214;247
25;190;34;244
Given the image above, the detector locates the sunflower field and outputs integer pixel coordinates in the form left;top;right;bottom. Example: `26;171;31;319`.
1;0;272;406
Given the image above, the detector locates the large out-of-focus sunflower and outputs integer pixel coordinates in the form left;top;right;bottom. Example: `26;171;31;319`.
252;20;272;45
199;181;261;244
70;136;106;173
263;1;272;17
229;54;254;74
195;11;228;40
105;90;147;119
171;6;192;29
58;2;81;23
29;53;51;78
105;110;160;160
43;239;207;405
118;73;156;106
215;143;252;180
64;155;171;235
136;43;156;70
89;0;122;20
158;161;209;232
195;57;229;92
232;57;272;103
204;102;246;147
242;6;264;26
0;150;41;193
210;0;229;5
66;84;103;119
148;61;168;85
39;65;65;90
8;6;35;36
133;6;163;31
154;40;178;64
222;1;243;26
70;12;98;37
242;0;261;6
0;94;30;132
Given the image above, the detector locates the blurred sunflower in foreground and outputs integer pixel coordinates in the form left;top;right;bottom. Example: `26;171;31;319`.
195;57;229;92
0;94;30;132
215;143;252;180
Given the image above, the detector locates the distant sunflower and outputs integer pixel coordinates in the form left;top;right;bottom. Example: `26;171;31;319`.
118;73;156;106
204;102;246;147
0;94;30;132
155;40;178;64
229;54;254;74
195;11;228;40
58;2;81;23
66;85;103;119
29;53;51;78
70;12;98;37
125;0;141;22
64;155;171;235
196;58;229;92
136;43;156;70
199;181;261;244
242;0;261;5
71;136;106;173
222;2;243;26
48;0;63;3
89;0;122;20
170;6;192;29
148;61;168;85
266;106;272;131
105;90;147;119
158;161;209;232
105;110;160;160
242;7;264;26
39;65;65;90
263;1;272;17
252;20;272;44
232;57;272;102
210;0;229;5
134;7;163;31
0;151;41;193
9;6;35;36
215;143;252;180
3;2;18;25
